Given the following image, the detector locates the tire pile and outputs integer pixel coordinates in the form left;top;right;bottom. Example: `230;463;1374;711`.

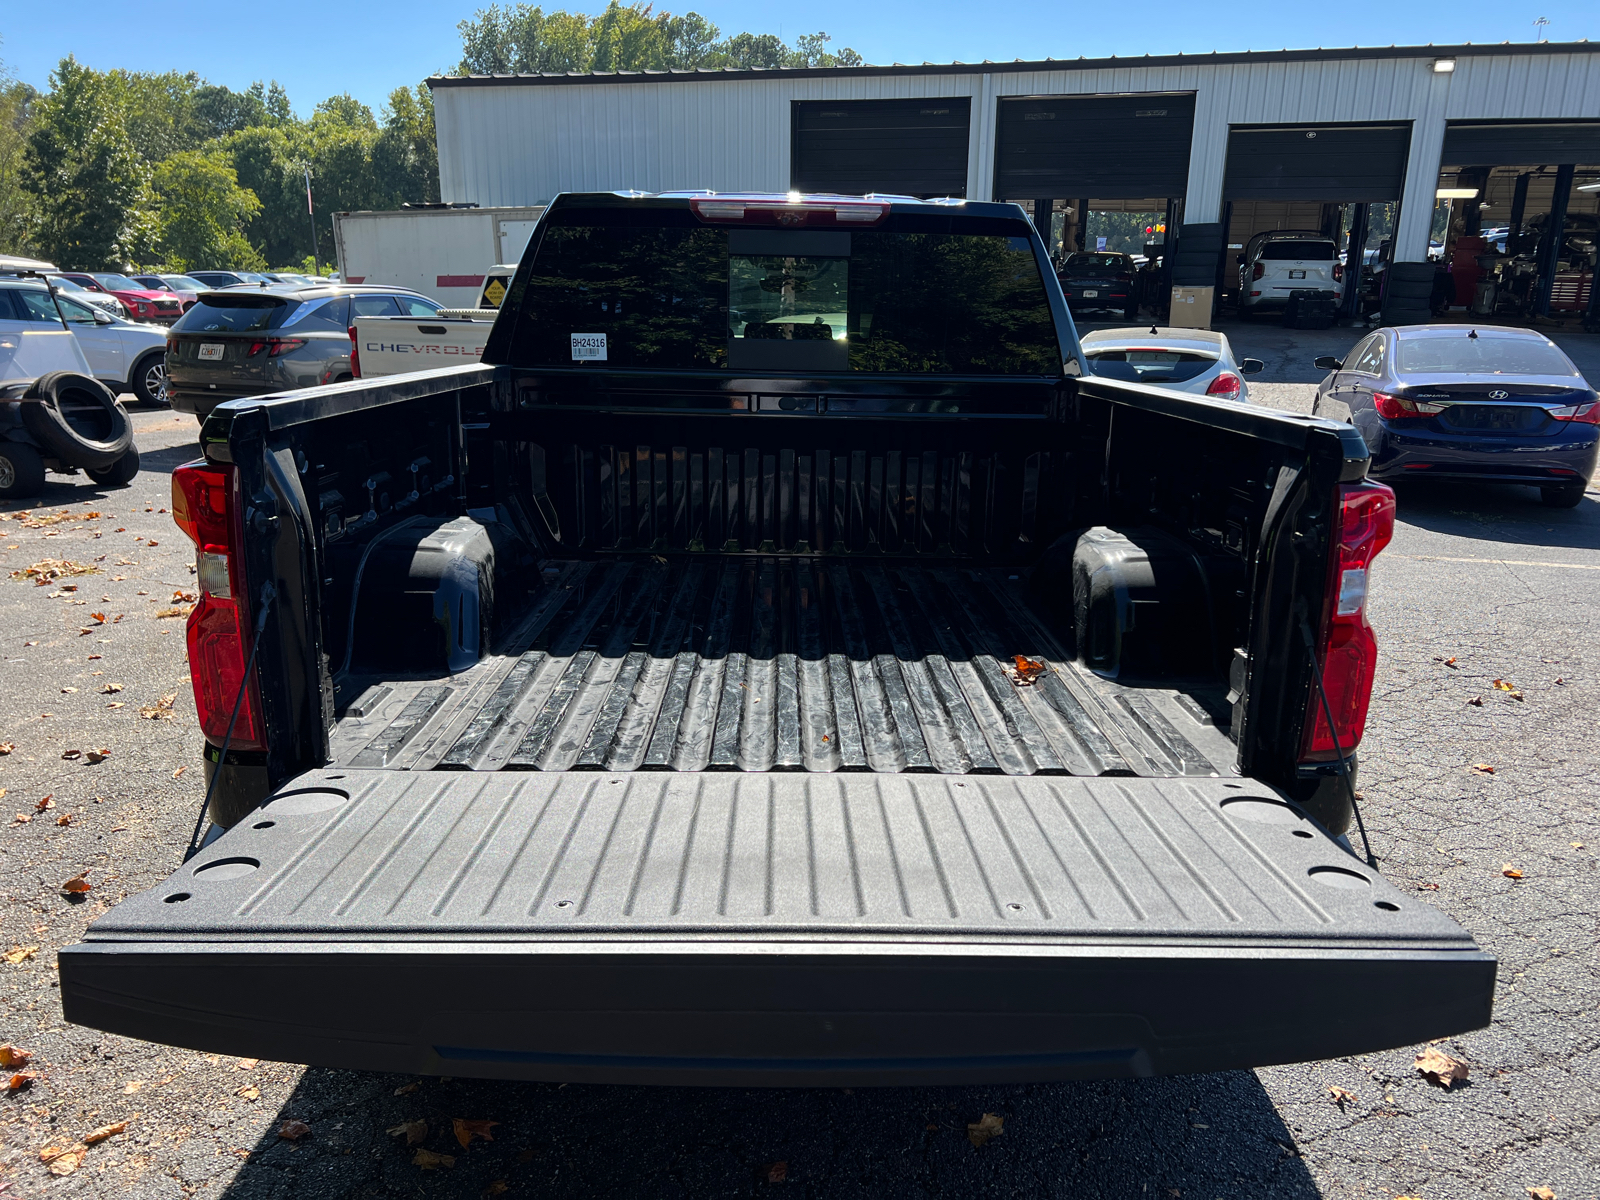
0;372;139;498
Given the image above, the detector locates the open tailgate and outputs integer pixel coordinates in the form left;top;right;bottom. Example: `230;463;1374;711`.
61;770;1493;1086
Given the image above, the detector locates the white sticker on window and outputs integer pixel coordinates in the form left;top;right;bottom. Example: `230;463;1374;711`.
571;332;607;361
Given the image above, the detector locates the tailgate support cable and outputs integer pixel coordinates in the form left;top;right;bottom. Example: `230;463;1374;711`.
184;582;277;862
1298;615;1377;868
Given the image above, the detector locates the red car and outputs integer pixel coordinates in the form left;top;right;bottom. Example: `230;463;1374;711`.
52;272;185;325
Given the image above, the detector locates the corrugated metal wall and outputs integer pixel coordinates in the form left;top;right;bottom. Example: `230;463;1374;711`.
434;50;1600;261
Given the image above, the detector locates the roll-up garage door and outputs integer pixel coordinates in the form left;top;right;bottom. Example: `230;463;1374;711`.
1223;125;1410;201
1442;122;1600;166
994;94;1195;200
791;99;971;198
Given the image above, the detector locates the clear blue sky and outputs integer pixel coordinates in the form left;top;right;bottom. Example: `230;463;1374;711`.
4;1;1597;117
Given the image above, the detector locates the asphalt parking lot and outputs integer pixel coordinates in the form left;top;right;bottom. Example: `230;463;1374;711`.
2;328;1598;1197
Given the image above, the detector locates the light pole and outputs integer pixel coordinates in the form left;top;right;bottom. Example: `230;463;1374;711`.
303;165;321;276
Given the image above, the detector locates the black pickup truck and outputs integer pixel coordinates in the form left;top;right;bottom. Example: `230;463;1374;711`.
61;193;1493;1087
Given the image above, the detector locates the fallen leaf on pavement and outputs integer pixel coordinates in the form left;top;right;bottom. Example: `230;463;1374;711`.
1502;864;1524;879
107;701;125;709
1492;678;1525;700
172;766;186;779
55;813;72;827
1327;1085;1358;1106
1466;695;1483;706
13;559;97;584
0;1044;31;1067
413;1148;456;1170
766;1161;788;1183
100;683;123;694
967;1112;1004;1148
61;871;91;894
484;1182;510;1196
236;1084;260;1100
89;612;105;624
1434;655;1458;668
60;750;81;760
0;742;12;754
277;1120;311;1141
1572;842;1586;850
453;1118;499;1148
35;795;54;810
13;812;30;824
60;686;77;693
1415;1046;1469;1088
1472;763;1495;774
155;605;194;619
85;749;111;764
3;946;38;965
139;692;178;720
394;1081;420;1095
6;1072;36;1091
39;1143;86;1175
237;1057;259;1069
1527;1187;1556;1200
388;1120;428;1146
84;1121;128;1145
1416;881;1440;891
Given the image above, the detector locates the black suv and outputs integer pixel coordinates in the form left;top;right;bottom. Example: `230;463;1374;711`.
165;284;442;419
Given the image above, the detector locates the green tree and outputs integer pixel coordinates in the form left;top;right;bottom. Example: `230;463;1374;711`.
151;148;263;271
23;56;156;269
0;60;38;256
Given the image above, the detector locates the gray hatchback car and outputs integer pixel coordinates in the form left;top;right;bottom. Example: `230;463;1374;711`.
165;284;442;419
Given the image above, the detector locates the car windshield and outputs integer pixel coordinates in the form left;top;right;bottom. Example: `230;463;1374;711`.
510;213;1061;375
1396;335;1579;376
1085;348;1216;383
174;296;292;333
1259;242;1336;261
1065;254;1127;272
92;274;143;290
50;277;87;292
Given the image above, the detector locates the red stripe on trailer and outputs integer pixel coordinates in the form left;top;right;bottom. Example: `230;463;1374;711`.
437;275;486;288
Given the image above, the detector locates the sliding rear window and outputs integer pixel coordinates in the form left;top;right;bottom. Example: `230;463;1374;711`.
507;211;1061;375
174;296;294;334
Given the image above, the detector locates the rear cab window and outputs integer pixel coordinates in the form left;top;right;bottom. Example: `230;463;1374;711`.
507;206;1061;375
175;296;293;333
352;296;401;318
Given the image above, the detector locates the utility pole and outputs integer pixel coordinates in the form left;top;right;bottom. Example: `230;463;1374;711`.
1533;16;1550;42
304;165;321;276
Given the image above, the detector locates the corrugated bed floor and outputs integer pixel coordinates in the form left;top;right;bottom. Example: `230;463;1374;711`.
329;558;1237;778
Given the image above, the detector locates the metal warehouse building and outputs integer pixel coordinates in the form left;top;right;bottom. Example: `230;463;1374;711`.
428;41;1600;319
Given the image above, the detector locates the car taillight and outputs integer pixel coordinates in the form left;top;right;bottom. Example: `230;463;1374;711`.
166;337;177;355
1372;391;1444;419
1301;481;1396;762
172;460;265;751
1205;371;1242;399
246;337;307;357
1251;262;1265;280
1332;263;1344;282
349;326;361;379
689;197;889;226
1549;399;1600;424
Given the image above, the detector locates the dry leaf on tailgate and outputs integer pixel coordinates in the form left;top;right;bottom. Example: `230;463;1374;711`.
967;1112;1004;1148
388;1120;428;1146
1414;1046;1469;1088
84;1121;128;1145
3;946;38;965
453;1118;499;1148
1327;1085;1358;1106
1012;655;1046;680
412;1148;456;1170
277;1120;311;1141
1502;864;1524;879
1527;1187;1557;1200
61;871;91;894
39;1143;86;1175
765;1161;788;1183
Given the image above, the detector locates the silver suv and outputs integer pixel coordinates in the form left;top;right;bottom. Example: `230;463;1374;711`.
1237;230;1345;314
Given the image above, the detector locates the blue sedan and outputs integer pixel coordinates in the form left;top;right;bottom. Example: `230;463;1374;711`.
1311;325;1598;508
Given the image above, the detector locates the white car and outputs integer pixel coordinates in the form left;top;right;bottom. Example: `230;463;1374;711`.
54;292;170;405
48;274;127;319
1081;326;1264;401
1237;230;1346;314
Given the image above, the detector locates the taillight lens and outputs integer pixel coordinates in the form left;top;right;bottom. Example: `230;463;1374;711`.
1372;391;1443;419
1206;371;1242;400
348;326;361;379
166;337;177;355
1251;262;1265;280
246;337;307;357
172;460;264;750
1549;399;1600;424
1332;263;1344;282
1301;481;1396;761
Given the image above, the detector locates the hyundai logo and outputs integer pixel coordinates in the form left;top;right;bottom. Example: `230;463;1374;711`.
1488;389;1509;399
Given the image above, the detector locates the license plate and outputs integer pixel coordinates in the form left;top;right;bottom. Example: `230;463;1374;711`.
1081;290;1099;298
198;343;225;362
1289;270;1307;279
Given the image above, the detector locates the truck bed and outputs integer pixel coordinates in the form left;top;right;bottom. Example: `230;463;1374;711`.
330;557;1236;779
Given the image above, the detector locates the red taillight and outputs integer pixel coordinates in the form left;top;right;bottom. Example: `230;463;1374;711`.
1549;399;1600;424
1251;262;1265;280
1301;481;1396;762
246;337;307;357
349;326;361;379
1332;263;1344;283
1372;391;1443;420
689;197;889;226
1206;371;1242;400
172;460;264;751
166;337;177;355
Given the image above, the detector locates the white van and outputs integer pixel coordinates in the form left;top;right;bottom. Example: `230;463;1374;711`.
1237;230;1345;314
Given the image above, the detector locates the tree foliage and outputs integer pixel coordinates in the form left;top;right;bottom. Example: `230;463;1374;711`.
456;2;862;74
152;149;264;270
0;59;38;256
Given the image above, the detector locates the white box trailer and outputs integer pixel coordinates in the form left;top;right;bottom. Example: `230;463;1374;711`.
332;205;545;308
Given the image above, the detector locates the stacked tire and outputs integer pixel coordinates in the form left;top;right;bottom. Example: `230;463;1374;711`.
1382;261;1436;327
0;372;139;498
